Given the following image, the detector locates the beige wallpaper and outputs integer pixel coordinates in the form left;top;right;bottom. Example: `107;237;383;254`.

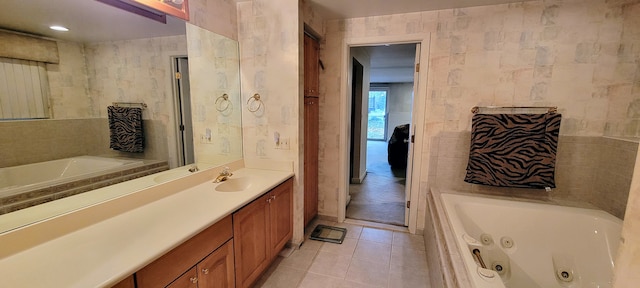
238;0;304;244
46;40;90;119
186;23;243;165
84;35;188;166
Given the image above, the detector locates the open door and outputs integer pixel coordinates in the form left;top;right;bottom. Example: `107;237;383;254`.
404;43;420;225
173;57;195;166
350;58;365;185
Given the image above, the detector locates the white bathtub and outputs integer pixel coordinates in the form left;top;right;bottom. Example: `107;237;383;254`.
440;192;622;288
0;156;168;215
0;156;145;197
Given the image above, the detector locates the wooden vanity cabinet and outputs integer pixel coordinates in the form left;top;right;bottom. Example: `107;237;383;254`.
166;240;235;288
131;178;292;288
233;178;293;288
136;215;233;288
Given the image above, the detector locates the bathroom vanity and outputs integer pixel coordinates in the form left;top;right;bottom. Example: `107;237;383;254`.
132;178;293;288
0;163;294;288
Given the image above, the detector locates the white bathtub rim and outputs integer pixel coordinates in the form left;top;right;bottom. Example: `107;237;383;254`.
438;191;506;288
433;188;622;288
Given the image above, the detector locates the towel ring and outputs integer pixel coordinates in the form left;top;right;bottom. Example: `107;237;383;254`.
247;93;263;113
215;94;231;112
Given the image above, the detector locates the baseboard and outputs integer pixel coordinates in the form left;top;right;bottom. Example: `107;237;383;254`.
350;170;368;184
317;214;338;222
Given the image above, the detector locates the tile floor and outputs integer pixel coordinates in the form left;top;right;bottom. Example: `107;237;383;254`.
254;220;431;288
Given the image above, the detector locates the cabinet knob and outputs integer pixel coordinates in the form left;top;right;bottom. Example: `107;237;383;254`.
202;268;210;275
190;277;198;283
271;195;276;200
267;198;272;203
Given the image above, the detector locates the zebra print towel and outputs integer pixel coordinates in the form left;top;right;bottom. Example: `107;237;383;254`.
108;106;144;153
464;113;561;189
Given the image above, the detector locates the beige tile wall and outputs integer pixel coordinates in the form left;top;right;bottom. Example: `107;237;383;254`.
614;146;640;285
430;132;637;219
593;137;638;218
0;119;169;168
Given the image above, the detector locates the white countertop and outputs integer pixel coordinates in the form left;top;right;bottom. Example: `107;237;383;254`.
0;166;293;288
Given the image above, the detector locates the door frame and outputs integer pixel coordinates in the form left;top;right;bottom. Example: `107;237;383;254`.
170;56;195;167
338;34;430;234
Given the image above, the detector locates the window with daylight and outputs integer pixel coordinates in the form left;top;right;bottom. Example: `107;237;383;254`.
367;88;388;140
0;57;51;120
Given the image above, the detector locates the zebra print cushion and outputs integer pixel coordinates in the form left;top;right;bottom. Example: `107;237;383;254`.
108;106;144;153
464;113;561;189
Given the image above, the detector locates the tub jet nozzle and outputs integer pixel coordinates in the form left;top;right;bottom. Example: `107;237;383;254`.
472;249;487;269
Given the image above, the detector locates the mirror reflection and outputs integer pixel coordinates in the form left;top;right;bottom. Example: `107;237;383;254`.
0;0;243;231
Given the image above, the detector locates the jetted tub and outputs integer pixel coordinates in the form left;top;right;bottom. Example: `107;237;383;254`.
439;192;622;288
0;156;168;214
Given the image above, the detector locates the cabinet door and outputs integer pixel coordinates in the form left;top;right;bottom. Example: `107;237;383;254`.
304;34;320;96
304;98;319;226
198;240;235;288
269;178;294;258
167;267;198;288
233;193;272;288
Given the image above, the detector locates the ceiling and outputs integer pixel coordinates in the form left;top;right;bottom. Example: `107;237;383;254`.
0;0;185;43
309;0;529;20
363;44;417;83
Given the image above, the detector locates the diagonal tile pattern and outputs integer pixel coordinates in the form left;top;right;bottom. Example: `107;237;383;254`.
255;220;430;288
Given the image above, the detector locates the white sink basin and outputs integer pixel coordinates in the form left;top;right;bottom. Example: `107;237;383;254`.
214;177;252;192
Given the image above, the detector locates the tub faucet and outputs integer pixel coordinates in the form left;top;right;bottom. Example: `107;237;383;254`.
188;165;199;173
214;167;233;183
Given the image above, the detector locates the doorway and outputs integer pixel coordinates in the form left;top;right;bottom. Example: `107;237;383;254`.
172;57;195;167
346;43;418;226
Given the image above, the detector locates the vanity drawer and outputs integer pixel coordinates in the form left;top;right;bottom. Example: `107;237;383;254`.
136;215;233;288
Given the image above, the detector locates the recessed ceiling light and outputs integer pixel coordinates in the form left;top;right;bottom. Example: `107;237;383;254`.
49;25;69;32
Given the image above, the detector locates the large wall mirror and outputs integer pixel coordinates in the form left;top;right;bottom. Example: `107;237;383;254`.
0;0;243;233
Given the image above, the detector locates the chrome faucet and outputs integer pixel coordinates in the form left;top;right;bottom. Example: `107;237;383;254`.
188;165;199;173
213;167;233;183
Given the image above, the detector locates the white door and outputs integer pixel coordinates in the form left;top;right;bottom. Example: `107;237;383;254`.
404;43;421;225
